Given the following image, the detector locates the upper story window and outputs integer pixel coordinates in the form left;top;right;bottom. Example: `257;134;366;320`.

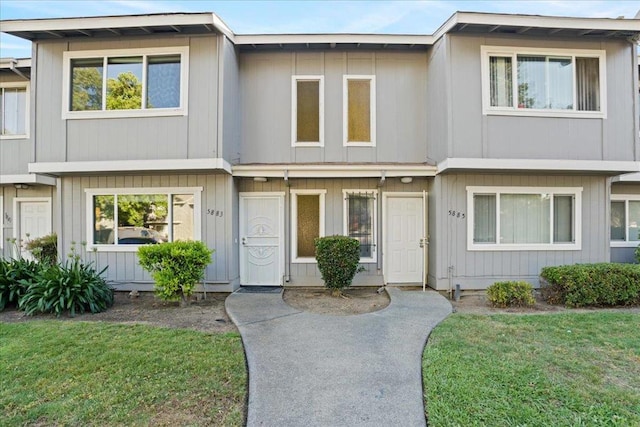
292;76;324;147
85;187;201;252
343;75;376;146
63;47;189;119
0;82;29;139
467;186;582;251
610;195;640;247
481;46;606;118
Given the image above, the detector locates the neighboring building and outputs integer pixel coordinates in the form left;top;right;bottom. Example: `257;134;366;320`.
1;11;639;292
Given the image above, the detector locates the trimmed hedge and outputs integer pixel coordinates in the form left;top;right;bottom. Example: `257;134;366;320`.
636;245;640;263
486;281;535;308
315;236;362;295
138;241;213;304
540;263;640;307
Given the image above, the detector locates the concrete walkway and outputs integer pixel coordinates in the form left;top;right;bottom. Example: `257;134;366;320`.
225;288;452;427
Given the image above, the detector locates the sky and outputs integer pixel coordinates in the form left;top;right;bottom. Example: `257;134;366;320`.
1;0;639;58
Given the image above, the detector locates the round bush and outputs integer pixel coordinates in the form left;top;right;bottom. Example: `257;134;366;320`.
314;236;362;295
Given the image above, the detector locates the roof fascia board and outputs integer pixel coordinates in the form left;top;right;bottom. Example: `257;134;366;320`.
0;174;57;185
613;172;640;182
232;164;437;178
1;13;235;42
0;58;31;69
438;158;640;174
235;33;433;45
28;158;232;175
453;12;640;32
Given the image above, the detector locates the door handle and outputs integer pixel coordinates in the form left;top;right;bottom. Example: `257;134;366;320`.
241;237;247;246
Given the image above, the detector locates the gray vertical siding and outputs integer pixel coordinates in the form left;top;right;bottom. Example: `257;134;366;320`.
431;173;610;290
238;177;431;286
34;35;220;163
59;173;234;290
425;38;450;163
444;34;636;162
221;37;241;164
239;50;428;164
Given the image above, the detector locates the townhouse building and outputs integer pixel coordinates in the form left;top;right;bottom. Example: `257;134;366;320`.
1;11;638;292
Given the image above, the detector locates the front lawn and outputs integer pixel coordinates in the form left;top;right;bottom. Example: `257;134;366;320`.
423;312;640;426
0;322;246;426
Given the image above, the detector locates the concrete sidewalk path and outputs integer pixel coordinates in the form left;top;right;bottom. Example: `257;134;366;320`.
225;288;452;427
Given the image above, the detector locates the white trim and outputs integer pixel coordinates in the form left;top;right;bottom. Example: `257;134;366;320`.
291;75;324;147
466;186;583;251
481;46;607;118
343;189;378;263
62;46;189;119
0;58;31;69
0;81;30;140
84;187;203;252
437;158;640;174
12;197;52;258
381;192;425;283
232;164;436;178
614;172;640;182
0;174;57;186
239;192;285;286
610;195;640;247
236;33;433;46
28;158;232;175
290;189;326;263
343;75;376;147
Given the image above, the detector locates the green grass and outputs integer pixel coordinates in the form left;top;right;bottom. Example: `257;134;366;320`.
423;313;640;427
0;322;246;426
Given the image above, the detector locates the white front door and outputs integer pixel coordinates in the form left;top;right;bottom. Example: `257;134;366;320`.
15;198;52;259
239;193;284;286
384;194;425;283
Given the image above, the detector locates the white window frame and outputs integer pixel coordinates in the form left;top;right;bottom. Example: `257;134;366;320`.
343;75;376;146
290;189;326;263
291;75;324;147
0;82;30;139
610;195;640;247
343;189;378;262
481;46;607;119
466;186;583;251
62;46;189;120
85;187;202;252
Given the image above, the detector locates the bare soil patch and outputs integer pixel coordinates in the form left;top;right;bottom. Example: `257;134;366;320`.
0;292;237;333
283;287;390;315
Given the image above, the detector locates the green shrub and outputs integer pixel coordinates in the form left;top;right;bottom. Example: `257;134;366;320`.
635;245;640;263
486;281;535;308
0;258;40;311
18;258;112;317
24;233;58;265
137;241;213;305
314;236;363;296
540;263;640;307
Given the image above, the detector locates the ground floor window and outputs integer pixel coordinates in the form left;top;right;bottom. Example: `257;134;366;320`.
611;195;640;246
343;190;377;262
291;189;325;262
467;186;582;251
85;187;202;251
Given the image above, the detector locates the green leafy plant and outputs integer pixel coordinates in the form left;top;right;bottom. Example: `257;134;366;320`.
314;236;363;296
18;257;112;317
541;263;640;307
635;244;640;263
137;241;213;305
486;281;535;308
24;233;58;265
0;258;40;311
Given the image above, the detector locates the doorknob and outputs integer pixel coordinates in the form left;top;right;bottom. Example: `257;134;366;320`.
241;237;247;245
